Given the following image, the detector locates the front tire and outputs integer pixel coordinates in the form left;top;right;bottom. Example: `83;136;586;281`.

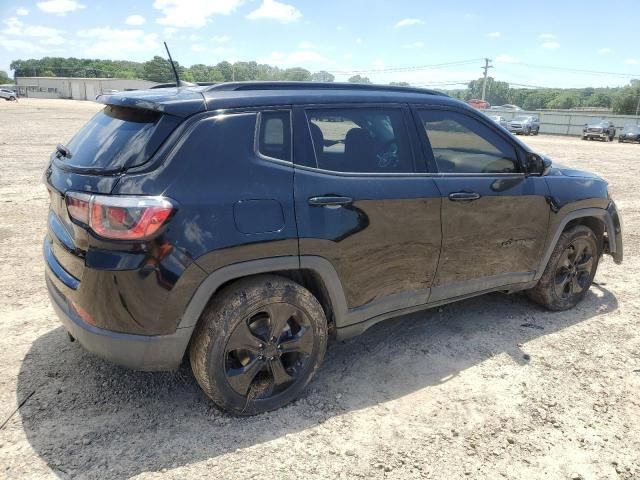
526;225;599;311
190;275;328;415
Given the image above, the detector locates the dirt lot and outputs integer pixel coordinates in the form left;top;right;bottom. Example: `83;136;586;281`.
0;99;638;480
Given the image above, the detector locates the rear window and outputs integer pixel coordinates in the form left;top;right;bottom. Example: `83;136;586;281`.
61;105;178;172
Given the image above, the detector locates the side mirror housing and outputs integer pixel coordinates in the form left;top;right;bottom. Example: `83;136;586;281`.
527;152;552;176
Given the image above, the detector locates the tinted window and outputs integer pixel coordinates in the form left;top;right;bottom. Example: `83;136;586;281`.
419;110;519;174
306;108;414;173
63;105;178;172
258;110;291;161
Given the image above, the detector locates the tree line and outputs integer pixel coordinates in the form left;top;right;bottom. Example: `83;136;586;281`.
3;57;639;114
450;77;640;115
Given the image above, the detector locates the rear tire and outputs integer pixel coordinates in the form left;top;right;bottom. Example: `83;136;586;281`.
526;225;599;311
189;275;328;415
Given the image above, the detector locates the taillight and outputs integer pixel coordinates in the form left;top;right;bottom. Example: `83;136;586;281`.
65;192;174;240
65;192;91;225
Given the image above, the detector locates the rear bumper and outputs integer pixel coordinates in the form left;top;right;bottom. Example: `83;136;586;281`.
45;244;191;371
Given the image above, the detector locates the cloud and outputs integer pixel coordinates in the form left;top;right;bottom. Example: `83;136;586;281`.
356;37;362;45
153;0;243;28
541;41;560;49
298;41;315;49
191;43;207;52
2;17;63;38
403;41;424;49
16;8;29;16
394;18;424;28
37;0;86;15
343;52;352;60
125;14;146;26
0;35;46;53
626;58;638;65
538;33;555;39
77;27;159;57
246;0;301;23
597;48;611;54
495;54;520;64
261;49;331;66
212;35;230;43
486;32;501;38
163;27;178;38
371;59;384;68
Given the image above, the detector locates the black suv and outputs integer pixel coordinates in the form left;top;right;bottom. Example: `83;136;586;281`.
44;82;623;414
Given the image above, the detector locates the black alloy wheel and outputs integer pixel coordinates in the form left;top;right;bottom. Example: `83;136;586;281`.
553;238;594;301
224;303;314;398
190;275;327;415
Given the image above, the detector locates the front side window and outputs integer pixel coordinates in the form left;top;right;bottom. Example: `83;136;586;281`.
257;110;291;162
419;109;519;174
306;107;414;173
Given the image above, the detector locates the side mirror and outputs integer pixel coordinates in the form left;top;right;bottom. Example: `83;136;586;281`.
527;152;552;176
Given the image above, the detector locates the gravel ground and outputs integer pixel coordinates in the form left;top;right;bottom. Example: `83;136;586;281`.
0;99;638;480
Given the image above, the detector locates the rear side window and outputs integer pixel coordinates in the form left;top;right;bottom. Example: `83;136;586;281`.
419;109;519;174
62;105;178;172
257;111;291;161
306;108;415;173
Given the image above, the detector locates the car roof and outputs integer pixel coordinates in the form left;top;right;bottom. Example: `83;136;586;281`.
103;81;468;118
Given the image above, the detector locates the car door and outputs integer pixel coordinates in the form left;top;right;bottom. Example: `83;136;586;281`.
293;104;442;325
413;106;551;302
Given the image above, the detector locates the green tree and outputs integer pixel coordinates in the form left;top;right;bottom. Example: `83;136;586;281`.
311;71;335;82
466;77;510;105
612;86;640;114
547;93;581;110
389;81;410;86
348;74;371;84
283;67;311;81
142;56;176;83
0;70;13;83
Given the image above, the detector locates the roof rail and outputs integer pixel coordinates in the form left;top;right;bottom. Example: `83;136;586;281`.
205;81;447;97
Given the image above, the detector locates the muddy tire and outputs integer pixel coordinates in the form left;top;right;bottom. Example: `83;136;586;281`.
526;225;599;311
189;275;328;415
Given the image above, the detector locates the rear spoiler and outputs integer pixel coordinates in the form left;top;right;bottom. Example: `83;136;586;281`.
99;87;207;118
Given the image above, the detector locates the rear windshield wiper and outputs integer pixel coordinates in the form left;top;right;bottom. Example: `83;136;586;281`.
56;144;72;159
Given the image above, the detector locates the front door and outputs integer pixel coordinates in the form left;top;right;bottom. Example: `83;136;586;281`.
293;104;442;325
414;106;550;302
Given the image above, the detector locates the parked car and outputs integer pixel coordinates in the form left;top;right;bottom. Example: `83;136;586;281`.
467;98;490;109
582;120;616;141
508;115;540;135
488;114;508;128
491;104;522;111
43;82;623;415
0;88;17;101
618;124;640;143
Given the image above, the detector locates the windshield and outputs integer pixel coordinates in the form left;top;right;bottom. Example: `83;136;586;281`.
61;105;178;172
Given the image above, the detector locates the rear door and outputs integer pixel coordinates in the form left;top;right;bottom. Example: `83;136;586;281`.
413;106;550;301
293;104;442;325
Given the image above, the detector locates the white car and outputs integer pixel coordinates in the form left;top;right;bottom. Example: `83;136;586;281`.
0;88;17;101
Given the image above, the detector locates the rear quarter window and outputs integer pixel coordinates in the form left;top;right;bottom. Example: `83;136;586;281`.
62;105;179;172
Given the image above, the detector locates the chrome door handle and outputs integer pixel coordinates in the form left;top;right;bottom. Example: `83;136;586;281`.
308;196;353;208
448;192;481;202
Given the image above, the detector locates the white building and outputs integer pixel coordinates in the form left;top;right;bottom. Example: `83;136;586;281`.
14;77;158;100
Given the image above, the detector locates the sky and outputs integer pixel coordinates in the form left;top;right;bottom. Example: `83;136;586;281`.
1;0;640;89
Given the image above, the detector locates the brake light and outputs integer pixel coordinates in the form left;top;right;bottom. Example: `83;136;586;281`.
65;192;174;240
65;192;91;225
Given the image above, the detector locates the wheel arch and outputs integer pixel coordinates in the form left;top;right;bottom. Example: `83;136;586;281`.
535;207;619;281
177;256;348;339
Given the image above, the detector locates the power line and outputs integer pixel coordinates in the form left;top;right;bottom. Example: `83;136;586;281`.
503;62;640;79
327;58;484;75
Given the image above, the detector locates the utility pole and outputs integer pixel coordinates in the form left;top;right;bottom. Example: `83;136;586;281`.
481;58;493;101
